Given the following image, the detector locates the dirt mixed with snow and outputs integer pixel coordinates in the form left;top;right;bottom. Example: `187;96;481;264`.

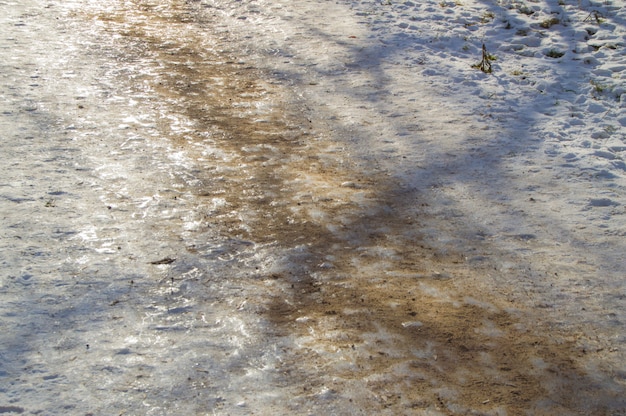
1;0;625;414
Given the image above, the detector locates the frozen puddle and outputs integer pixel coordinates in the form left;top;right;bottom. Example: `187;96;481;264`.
1;0;625;415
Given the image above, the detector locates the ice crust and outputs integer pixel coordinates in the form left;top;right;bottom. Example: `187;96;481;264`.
1;0;625;414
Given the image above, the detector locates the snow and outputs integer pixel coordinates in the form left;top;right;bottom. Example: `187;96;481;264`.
1;0;625;414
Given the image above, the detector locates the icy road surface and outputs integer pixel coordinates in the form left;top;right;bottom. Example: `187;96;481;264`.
1;0;625;414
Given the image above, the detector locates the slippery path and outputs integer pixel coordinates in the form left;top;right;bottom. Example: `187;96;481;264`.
1;0;625;415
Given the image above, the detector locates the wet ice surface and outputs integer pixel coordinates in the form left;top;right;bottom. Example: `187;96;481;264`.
0;2;264;414
1;0;625;415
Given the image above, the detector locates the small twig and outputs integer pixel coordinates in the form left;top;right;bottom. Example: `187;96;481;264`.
481;44;492;73
583;10;602;24
472;43;493;74
149;257;176;265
